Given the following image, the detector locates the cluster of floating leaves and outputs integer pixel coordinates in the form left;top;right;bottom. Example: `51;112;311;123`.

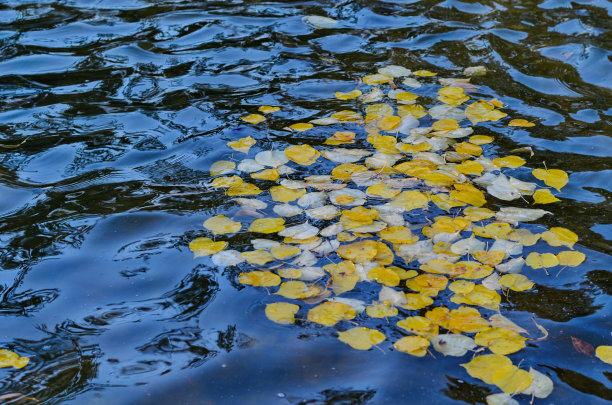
192;64;612;403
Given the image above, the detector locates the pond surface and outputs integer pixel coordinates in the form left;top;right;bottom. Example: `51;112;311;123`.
0;0;611;404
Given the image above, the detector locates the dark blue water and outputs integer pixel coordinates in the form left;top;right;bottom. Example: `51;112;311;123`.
0;1;611;404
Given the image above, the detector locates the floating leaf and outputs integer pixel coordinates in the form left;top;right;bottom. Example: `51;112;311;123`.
393;336;430;356
204;215;241;235
532;168;568;191
462;354;513;385
189;237;228;257
227;182;262;196
276;280;323;299
493;155;526;169
0;350;29;369
465;101;507;125
475;327;527;355
363;73;393;85
486;393;519;405
492;366;533;394
596;346;612;365
287;123;314;132
258;105;280;114
464;66;487;76
211;175;243;188
413;70;437;77
508;119;535;127
307;301;357;326
255;150;289;167
533;189;561;204
469;135;494;145
239;271;281;287
227;136;256;153
397;316;439;339
525;252;559;269
541;227;578;248
285;144;320;165
431;334;477;357
241;113;266;124
499;274;534;292
241;250;275;265
338;327;386;350
265;302;299;324
303;15;338;29
521;367;554;398
368;266;400;287
210;160;236;176
557;251;586;267
248;217;285;234
335;89;362;100
366;302;398;318
270;185;306;203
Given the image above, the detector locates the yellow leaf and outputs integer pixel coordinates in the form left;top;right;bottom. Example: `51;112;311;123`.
340;206;379;229
493;155;526;168
456;160;484;176
227;136;256;153
336;240;379;263
377;115;402;131
331;163;368;181
451;284;500;310
469;135;494;145
405;274;448;296
425;307;450;326
533;189;561;204
400;143;431;153
394;159;436;177
335;89;362;100
338;327;386;350
475;327;527;355
525;252;559;269
258;105;280;114
399;293;434;310
397;104;427;118
0;350;29;369
463;206;495;221
368;266;400;287
248;218;285;233
366;183;401;199
330;110;363;123
363;73;393;85
276;280;323;299
473;223;512;239
397;316;439;339
390;190;430;211
596;346;612;365
239;270;281;286
393;336;430;356
270;245;301;260
226;182;262;196
241;250;275;265
265;302;299;324
450;183;486;207
396;91;419;104
389;267;418;280
541;227;578;248
287;122;314;132
285;144;320;165
251;168;280;181
557;251;586;267
278;267;301;279
430;193;466;211
462;354;513;385
454;142;482;156
366;302;399;318
189;237;228;257
211;176;243;188
449;280;475;294
421;259;455;275
413;70;437;77
241;113;266;124
507;228;541;246
508;119;535;127
307;301;357;326
204;215;241;235
325;131;357;145
532;168;568;191
210;160;236;176
492;366;533;394
432;118;460;131
472;250;505;266
447;306;489;333
331;272;360;295
438;86;470;106
379;226;417;244
465;101;507;124
270;185;306;203
499;274;534;291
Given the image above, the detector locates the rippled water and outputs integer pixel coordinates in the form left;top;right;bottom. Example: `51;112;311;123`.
0;1;611;404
